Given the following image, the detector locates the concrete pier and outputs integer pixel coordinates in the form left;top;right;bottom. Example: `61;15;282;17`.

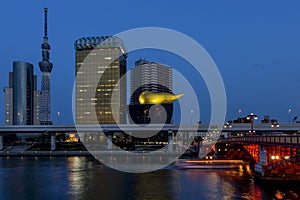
107;134;112;150
168;132;173;152
254;146;266;177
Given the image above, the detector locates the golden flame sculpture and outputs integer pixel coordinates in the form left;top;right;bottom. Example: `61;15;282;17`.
139;91;184;105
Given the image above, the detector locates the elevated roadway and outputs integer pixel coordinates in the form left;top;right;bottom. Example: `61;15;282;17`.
0;123;300;133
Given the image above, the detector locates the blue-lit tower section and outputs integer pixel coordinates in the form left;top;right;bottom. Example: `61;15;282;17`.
39;8;53;125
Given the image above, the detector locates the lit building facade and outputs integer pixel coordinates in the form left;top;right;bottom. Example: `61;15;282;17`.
130;59;172;105
129;59;173;124
3;72;13;125
75;36;127;124
3;61;40;125
33;76;40;125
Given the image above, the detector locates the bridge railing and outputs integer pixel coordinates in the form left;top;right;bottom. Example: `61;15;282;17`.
220;135;300;146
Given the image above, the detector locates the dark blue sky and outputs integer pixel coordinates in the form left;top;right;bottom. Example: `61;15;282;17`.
1;1;300;124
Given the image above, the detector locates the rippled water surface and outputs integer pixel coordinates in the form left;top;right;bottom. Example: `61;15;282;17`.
0;157;299;200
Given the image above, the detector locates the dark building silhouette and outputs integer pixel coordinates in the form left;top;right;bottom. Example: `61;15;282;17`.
233;117;252;123
3;61;40;125
261;115;270;123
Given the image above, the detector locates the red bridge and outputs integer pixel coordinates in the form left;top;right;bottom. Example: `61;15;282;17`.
219;135;300;180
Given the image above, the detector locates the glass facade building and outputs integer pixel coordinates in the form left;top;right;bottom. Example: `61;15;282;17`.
75;36;127;124
4;88;13;125
3;61;39;125
13;61;34;125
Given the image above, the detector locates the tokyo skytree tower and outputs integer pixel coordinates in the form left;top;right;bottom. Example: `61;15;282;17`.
39;8;53;125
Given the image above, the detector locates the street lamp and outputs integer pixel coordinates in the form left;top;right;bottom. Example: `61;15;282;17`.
17;112;21;125
190;110;193;124
238;109;242;118
223;122;232;129
57;112;61;125
223;122;232;138
143;109;147;124
247;113;258;133
288;109;292;124
271;121;279;134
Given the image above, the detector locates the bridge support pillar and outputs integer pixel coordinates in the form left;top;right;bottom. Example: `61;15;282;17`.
254;145;267;177
0;135;3;150
51;134;56;151
183;131;188;146
175;132;181;151
168;131;173;152
79;133;85;143
107;133;112;150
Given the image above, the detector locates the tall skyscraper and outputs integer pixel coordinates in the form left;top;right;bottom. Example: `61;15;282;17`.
130;59;173;104
39;8;53;125
129;59;173;124
3;73;13;125
3;61;40;125
75;36;127;124
33;76;40;125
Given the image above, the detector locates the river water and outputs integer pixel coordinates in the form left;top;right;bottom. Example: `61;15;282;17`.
0;157;299;200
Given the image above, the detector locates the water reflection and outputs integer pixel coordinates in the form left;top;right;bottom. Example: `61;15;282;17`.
0;157;70;200
67;157;89;200
0;157;300;200
66;157;175;199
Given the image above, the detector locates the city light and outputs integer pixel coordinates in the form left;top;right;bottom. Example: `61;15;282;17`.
271;155;280;160
0;2;300;199
57;111;61;125
284;156;290;160
271;121;280;134
224;122;232;129
247;113;258;133
288;109;292;124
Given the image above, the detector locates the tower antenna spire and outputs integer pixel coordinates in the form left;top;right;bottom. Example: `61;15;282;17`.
44;8;48;38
